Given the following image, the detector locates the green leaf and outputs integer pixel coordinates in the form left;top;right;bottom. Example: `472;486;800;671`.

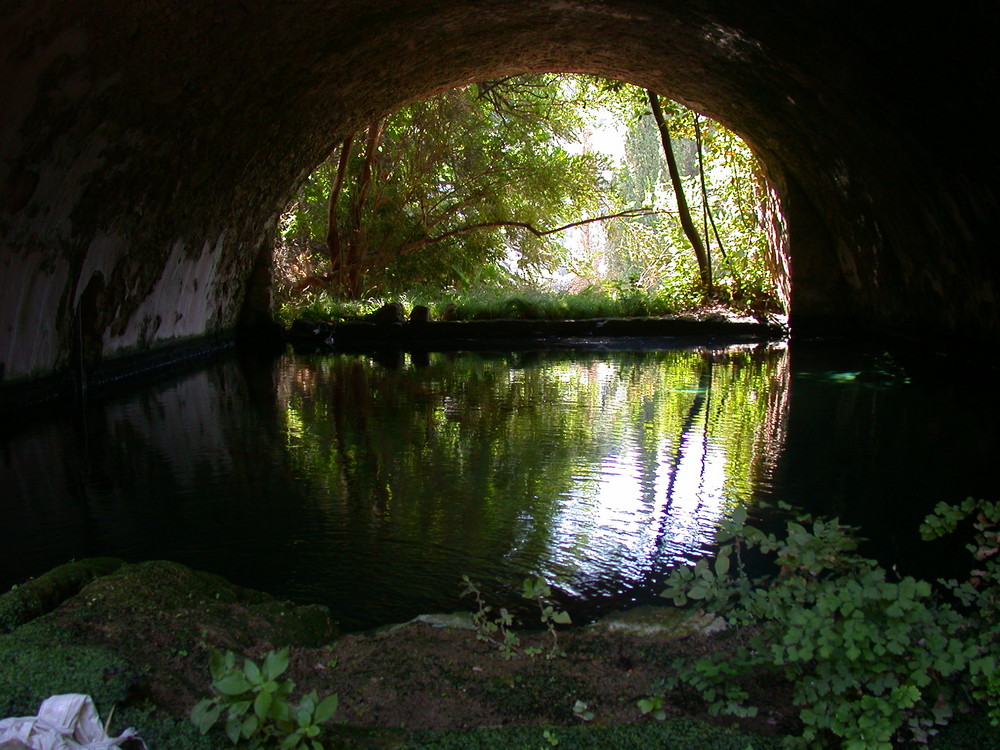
314;693;340;724
228;699;252;717
264;648;291;681
224;716;242;745
214;674;253;696
240;714;259;739
688;585;708;600
244;658;262;685
209;650;228;681
551;610;572;624
297;706;313;728
191;699;223;734
714;552;731;577
254;690;273;720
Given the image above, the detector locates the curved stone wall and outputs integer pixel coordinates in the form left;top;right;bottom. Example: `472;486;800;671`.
2;1;997;384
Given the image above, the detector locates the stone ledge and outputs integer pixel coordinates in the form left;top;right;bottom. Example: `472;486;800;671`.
288;315;789;353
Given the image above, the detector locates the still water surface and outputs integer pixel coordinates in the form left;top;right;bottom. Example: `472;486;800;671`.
1;342;996;630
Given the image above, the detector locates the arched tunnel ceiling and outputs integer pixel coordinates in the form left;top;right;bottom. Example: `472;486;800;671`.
1;1;998;384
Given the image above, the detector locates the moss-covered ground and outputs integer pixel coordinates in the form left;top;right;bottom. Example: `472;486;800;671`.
2;559;997;749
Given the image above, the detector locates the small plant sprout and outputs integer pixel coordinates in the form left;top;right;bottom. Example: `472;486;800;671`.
572;699;595;721
460;575;521;659
521;576;572;659
637;692;667;721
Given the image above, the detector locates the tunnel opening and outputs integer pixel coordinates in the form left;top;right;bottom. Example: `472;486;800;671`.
264;74;790;329
2;1;997;394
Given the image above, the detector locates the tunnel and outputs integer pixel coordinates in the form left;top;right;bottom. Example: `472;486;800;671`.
2;1;998;394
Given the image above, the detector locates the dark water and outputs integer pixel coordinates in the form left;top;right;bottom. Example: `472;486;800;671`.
1;341;996;631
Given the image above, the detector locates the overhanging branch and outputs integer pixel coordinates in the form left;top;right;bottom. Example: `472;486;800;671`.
420;207;658;247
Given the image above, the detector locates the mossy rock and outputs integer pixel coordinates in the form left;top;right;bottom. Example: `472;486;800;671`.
41;560;338;651
0;557;125;633
0;559;337;725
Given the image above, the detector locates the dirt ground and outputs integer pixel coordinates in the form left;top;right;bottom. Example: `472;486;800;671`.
278;619;798;738
17;560;799;742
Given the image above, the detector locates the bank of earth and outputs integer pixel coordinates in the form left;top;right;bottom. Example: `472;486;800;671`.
2;558;997;748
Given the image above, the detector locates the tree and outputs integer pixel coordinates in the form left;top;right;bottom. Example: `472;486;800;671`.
276;75;781;313
285;76;620;299
594;84;780;311
647;90;712;293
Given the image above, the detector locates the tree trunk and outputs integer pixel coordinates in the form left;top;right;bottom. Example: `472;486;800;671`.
326;134;355;285
647;90;713;293
341;121;384;297
694;112;729;270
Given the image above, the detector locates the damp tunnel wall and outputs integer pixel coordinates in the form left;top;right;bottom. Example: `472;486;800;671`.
1;1;998;388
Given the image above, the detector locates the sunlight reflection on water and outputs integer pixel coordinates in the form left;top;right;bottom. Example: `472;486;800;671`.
272;344;790;623
7;339;995;631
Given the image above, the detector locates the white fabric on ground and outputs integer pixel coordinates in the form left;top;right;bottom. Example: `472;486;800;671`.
0;695;143;750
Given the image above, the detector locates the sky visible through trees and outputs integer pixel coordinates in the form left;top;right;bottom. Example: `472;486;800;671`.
275;75;783;314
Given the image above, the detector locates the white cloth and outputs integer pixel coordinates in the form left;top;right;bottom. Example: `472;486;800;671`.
0;695;143;750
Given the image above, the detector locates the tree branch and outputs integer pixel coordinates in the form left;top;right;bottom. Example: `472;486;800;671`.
418;207;657;248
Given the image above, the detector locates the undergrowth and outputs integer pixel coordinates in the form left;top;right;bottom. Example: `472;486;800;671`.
191;648;339;749
276;284;704;326
653;498;1000;749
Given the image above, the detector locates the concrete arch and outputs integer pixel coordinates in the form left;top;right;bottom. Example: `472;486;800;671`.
1;1;997;387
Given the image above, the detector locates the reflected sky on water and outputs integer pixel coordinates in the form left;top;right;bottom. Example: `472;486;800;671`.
1;341;995;631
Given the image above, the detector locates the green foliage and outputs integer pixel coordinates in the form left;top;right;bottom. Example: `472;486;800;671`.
0;557;124;634
275;294;381;326
658;501;998;748
636;692;667;721
276;283;705;328
191;648;339;749
520;577;572;660
572;699;595;722
598;94;780;310
460;576;521;659
460;576;571;660
920;498;1000;725
274;74;782;315
277;75;605;300
0;622;138;717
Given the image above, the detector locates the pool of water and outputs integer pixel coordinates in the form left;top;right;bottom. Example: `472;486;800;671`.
1;340;996;631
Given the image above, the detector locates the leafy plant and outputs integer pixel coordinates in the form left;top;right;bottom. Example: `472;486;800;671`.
460;576;522;659
460;575;571;660
572;699;595;722
190;648;339;749
521;577;572;659
637;689;667;721
657;502;993;748
920;498;1000;725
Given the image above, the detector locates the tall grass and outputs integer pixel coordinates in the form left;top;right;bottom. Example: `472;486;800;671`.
277;284;702;324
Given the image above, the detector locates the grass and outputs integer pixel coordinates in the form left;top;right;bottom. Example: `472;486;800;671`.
276;284;703;326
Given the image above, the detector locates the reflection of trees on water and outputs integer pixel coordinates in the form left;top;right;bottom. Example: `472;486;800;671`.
277;345;790;605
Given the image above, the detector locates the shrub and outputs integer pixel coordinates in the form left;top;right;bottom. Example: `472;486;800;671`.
657;500;999;748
